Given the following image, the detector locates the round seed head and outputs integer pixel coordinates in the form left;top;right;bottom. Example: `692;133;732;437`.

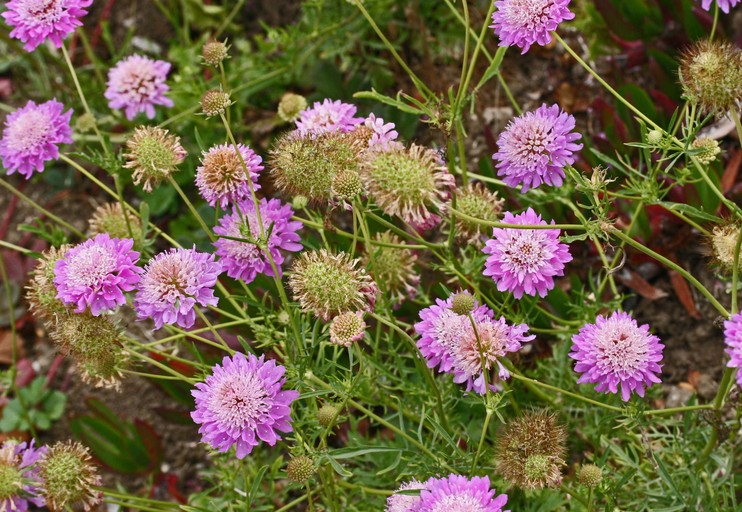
278;93;308;123
88;202;143;243
365;232;420;305
646;129;664;145
287;456;315;484
201;89;232;117
40;441;102;512
123;126;186;192
691;137;721;165
0;459;22;501
74;113;97;133
202;39;229;66
454;183;504;247
329;311;366;346
679;40;742;115
710;224;742;273
317;404;339;428
26;245;72;325
578;464;602;488
450;291;476;315
331;169;364;201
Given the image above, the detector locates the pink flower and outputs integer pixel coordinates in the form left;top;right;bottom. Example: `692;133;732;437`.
105;55;173;120
0;440;47;511
295;99;363;135
0;99;73;179
723;312;742;387
365;113;402;150
2;0;92;51
195;143;263;209
386;479;426;512
482;208;572;299
419;474;510;512
701;0;739;13
490;0;575;54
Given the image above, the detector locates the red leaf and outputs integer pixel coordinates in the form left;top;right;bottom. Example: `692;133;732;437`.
616;270;668;300
669;271;701;319
721;148;742;194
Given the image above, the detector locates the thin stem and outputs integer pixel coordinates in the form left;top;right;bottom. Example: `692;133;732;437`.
0;178;84;237
0;240;32;255
450;207;586;230
470;408;493;475
644;404;714;416
168;176;214;241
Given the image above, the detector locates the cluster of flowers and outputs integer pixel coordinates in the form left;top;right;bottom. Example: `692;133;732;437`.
386;473;509;512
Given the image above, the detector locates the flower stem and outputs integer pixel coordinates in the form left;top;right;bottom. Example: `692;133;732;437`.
0;178;84;237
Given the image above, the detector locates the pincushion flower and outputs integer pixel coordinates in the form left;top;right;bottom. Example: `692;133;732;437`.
723;312;742;387
53;233;142;316
386;479;426;512
191;352;300;459
493;104;582;192
365;113;401;150
570;311;664;401
0;99;73;179
482;208;572;299
0;440;47;512
105;55;173;120
196;143;263;209
701;0;739;13
295;98;363;135
134;247;221;330
490;0;575;54
213;198;302;284
419;474;510;512
3;0;92;51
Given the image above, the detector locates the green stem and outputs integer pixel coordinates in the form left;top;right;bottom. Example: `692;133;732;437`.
644;404;714;416
470;407;492;475
450;207;586;230
168;176;214;241
0;178;84;237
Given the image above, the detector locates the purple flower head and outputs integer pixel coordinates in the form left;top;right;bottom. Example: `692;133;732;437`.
213;198;302;284
134;247;221;330
191;352;300;459
570;311;664;401
482;208;572;299
415;293;494;375
0;439;48;511
195;143;263;209
419;474;510;512
53;233;142;316
723;312;742;387
493;104;582;192
3;0;92;51
295;99;363;136
105;55;174;120
365;113;402;151
701;0;739;13
451;316;534;394
386;479;426;512
0;99;73;179
490;0;575;54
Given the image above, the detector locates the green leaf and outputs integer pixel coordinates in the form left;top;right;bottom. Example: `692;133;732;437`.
656;202;722;224
42;391;67;420
474;46;507;92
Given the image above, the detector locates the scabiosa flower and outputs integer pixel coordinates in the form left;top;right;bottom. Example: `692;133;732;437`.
482;207;572;299
39;441;102;512
53;234;142;316
289;250;378;321
679;40;742;115
123;125;186;191
386;479;426;512
361;144;455;228
495;411;567;489
0;440;47;512
214;198;302;284
105;54;173;120
493;104;582;192
295;98;363;136
196;143;263;209
723;312;742;387
134;247;221;330
2;0;92;51
191;352;299;459
366;232;421;305
490;0;575;54
329;311;366;346
0;99;73;179
570;311;664;401
365;113;401;150
454;183;504;247
419;474;509;512
701;0;740;13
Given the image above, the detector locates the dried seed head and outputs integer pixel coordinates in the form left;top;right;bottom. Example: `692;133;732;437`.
679;40;742;115
329;311;366;346
578;464;602;488
317;404;339;428
287;456;315;484
450;291;476;315
454;183;504;246
88;202;143;242
201;89;232;117
202;39;229;66
278;93;308;123
123;126;186;192
26;245;72;325
269;132;365;203
331;169;364;201
289;250;378;321
365;232;420;305
40;441;102;512
691;137;721;165
495;411;567;490
710;224;742;273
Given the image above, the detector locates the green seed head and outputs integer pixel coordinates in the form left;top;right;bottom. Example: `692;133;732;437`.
318;404;339;428
88;202;143;244
679;40;742;115
365;232;420;305
40;441;102;512
201;89;232;117
691;137;721;165
287;456;315;484
450;292;476;315
123;126;185;192
0;460;22;500
578;464;603;488
278;93;308;123
26;245;72;325
202;39;229;66
454;183;503;246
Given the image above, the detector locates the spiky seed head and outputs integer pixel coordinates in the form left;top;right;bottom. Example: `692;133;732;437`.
26;245;72;325
365;232;420;305
0;458;22;501
289;250;378;321
495;411;567;490
123;126;186;192
710;224;742;273
329;311;366;346
578;464;602;488
74;113;97;133
361;144;455;226
331;169;364;201
202;39;229;66
201;89;232;117
679;40;742;115
450;291;476;315
88;202;143;242
318;404;339;428
40;441;102;512
454;183;504;246
287;456;315;484
278;93;308;123
692;137;721;165
269;132;365;203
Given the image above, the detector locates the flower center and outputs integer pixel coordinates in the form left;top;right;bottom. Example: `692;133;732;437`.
0;462;23;500
24;0;62;22
504;0;553;29
430;493;485;512
6;109;50;152
594;325;649;375
504;234;546;272
453;321;509;376
433;312;471;352
65;245;118;289
204;149;245;191
118;62;157;100
146;255;196;302
210;372;270;430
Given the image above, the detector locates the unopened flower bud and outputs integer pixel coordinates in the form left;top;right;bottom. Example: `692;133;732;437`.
74;113;97;133
329;311;366;346
292;195;309;210
287;456;315;484
278;93;308;123
450;291;476;315
331;169;364;201
318;404;339;428
202;39;229;66
201;89;232;117
578;464;602;488
691;137;721;165
646;129;663;145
